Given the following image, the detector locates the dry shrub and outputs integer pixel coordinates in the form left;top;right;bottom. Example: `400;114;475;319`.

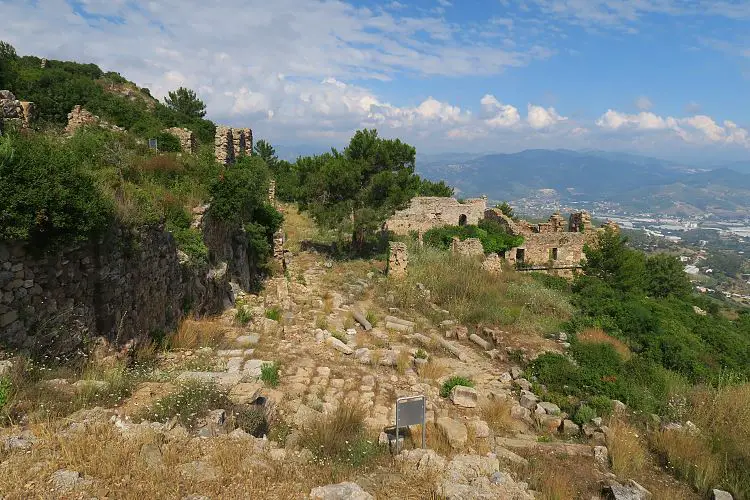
650;429;721;494
577;328;631;360
425;421;454;457
417;359;451;381
607;418;648;477
396;350;412;375
300;403;376;465
170;319;226;349
480;398;515;435
534;470;578;500
136;154;183;174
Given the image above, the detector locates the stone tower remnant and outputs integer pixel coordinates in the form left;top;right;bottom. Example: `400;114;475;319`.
214;126;254;165
388;242;408;279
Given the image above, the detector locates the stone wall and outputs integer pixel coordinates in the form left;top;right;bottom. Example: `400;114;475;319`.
214;126;253;165
388;242;408;279
451;237;484;257
163;127;197;154
0;90;34;129
385;197;487;236
0;216;257;355
65;105;125;135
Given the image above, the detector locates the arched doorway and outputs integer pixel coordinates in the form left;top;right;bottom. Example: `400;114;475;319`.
458;214;467;226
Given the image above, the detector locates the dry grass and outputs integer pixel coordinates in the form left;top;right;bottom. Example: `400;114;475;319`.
513;453;600;500
577;328;631;360
424;421;454;457
480;398;515;435
650;430;721;494
382;245;572;333
417;359;451;381
396;350;412;375
534;469;578;500
299;402;377;466
607;418;648;477
169;319;226;349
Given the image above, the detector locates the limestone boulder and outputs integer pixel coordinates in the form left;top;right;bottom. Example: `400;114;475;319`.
437;416;468;449
450;385;478;408
326;336;353;355
309;482;374;500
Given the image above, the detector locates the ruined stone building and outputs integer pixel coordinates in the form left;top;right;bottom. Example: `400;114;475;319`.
163;127;197;154
484;208;617;274
385;196;487;236
214;126;253;165
386;195;618;276
0;90;35;132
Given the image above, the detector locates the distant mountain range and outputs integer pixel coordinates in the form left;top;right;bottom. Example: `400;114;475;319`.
415;149;750;217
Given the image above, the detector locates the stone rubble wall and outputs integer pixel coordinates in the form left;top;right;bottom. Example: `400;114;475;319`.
0;90;34;130
163;127;197;154
385;197;487;236
65;105;125;135
451;237;484;257
214;126;253;165
0;216;259;354
388;242;408;279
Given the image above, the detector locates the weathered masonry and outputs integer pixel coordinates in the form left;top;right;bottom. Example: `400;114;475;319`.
385;197;488;236
214;126;253;165
484;209;618;275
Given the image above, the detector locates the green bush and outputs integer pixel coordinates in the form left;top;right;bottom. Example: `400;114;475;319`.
260;362;280;387
265;307;281;322
155;132;182;153
587;395;613;417
440;376;475;398
423;219;524;255
573;404;597;425
0;133;114;251
234;305;253;326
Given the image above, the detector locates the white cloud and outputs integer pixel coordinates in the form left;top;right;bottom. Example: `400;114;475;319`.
635;96;653;111
527;104;567;129
480;94;521;127
596;109;750;147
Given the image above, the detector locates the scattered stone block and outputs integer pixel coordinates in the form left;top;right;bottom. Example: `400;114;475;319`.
519;390;538;410
310;482;374;500
326;336;353;355
537;401;561;415
450;385;478;408
469;333;490;350
228;382;263;405
560;419;581;437
436;417;468;449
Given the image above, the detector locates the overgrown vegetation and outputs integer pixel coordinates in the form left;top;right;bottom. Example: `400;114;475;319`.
440;375;475;398
423;218;524;254
140;380;230;429
260;362;280;387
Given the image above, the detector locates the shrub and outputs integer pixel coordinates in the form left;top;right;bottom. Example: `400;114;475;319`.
607;418;648;477
0;133;114;250
0;377;10;410
587;395;613;417
573;404;596;425
366;310;378;326
155;132;182;152
440;375;475;398
415;349;428;360
331;331;347;343
423;220;524;255
260;362;280;387
480;398;514;434
141;381;230;428
170;319;225;349
170;226;208;267
265;307;281;322
234;305;253;326
300;402;380;466
576;328;631;360
234;405;269;437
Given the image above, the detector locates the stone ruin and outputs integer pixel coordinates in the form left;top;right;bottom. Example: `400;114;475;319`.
163;127;196;154
385;196;487;236
0;90;35;132
214;126;253;165
451;237;484;257
268;180;276;207
65;105;125;135
388;242;408;279
483;208;619;275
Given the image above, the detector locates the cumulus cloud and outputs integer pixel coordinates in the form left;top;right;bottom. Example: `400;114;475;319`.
596;109;750;147
480;94;521;127
527;104;567;129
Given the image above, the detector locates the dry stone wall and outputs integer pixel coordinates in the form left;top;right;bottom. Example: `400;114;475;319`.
65;105;125;135
388;242;408;279
451;237;484;257
214;126;253;165
0;216;258;354
385;197;487;236
163;127;196;154
0;90;34;130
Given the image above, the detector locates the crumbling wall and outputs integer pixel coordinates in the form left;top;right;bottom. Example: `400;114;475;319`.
214;126;254;165
164;127;197;154
0;90;34;129
385;197;487;236
451;237;484;257
65;105;125;135
388;242;408;279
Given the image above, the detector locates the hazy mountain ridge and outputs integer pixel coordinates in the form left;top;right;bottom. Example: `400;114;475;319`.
416;149;750;215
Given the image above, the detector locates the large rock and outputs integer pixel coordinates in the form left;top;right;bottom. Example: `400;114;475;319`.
469;334;490;350
450;385;478;408
309;482;374;500
712;490;734;500
49;470;92;492
228;382;263;404
560;419;581;437
396;448;447;474
603;480;652;500
519;390;538;410
537;401;561;415
437;417;468;449
326;336;354;355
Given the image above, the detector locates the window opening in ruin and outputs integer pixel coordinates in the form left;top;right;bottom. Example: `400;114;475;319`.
516;248;525;263
551;248;558;260
458;214;468;226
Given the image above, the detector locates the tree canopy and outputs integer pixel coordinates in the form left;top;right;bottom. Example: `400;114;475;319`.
164;87;206;119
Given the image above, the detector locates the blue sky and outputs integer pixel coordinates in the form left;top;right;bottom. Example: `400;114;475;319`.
2;0;749;161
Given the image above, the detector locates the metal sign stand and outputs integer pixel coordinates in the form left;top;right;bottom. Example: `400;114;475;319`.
395;395;427;452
